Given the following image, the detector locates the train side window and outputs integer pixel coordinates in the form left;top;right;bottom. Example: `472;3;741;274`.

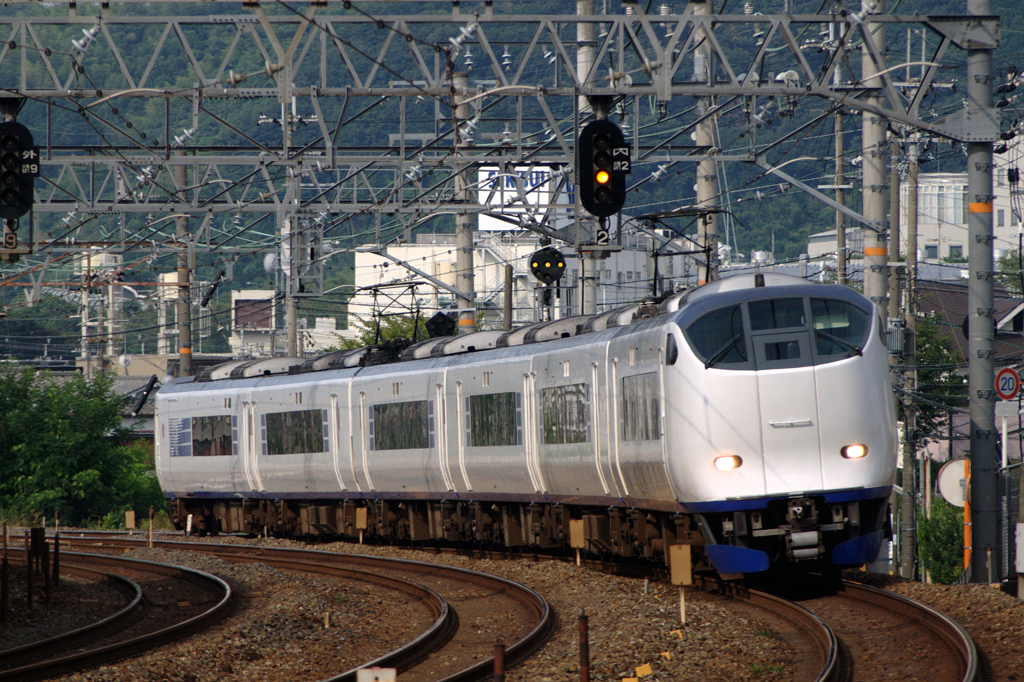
811;298;870;359
665;334;678;365
265;409;327;455
541;383;590;444
371;401;431;450
621;373;660;441
466;392;521;447
685;305;748;367
191;415;233;456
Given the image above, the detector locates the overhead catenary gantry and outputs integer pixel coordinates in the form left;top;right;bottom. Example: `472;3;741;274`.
0;2;998;234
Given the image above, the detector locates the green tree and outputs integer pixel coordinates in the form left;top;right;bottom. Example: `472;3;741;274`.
335;314;432;350
0;366;165;526
906;315;967;443
996;249;1024;295
917;498;966;584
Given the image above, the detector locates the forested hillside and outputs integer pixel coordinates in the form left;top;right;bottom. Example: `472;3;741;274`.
1;0;1020;358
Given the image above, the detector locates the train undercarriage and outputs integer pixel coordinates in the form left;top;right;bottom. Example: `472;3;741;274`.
167;493;890;575
168;497;711;569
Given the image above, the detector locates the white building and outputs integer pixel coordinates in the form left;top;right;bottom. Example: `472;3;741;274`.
806;164;1023;264
349;229;695;327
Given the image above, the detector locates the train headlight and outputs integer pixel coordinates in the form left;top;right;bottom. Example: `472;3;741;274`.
841;444;868;459
714;455;743;471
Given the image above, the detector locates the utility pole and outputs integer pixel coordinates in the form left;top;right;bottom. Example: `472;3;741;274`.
695;0;719;284
284;211;299;357
967;0;997;585
454;71;476;335
861;0;889;311
80;256;90;380
900;136;919;580
832;5;847;285
888;138;901;321
578;0;599;315
835;109;847;285
175;157;192;377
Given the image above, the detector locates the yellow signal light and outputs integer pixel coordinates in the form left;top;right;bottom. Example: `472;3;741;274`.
595;169;611;184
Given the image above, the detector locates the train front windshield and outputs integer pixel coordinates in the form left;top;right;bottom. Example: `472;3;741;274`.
685;296;871;371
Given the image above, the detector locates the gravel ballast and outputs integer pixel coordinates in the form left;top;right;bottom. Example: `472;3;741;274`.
3;536;1023;681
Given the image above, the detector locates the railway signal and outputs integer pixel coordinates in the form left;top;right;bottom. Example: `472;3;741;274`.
529;246;565;284
577;120;630;218
0;121;39;221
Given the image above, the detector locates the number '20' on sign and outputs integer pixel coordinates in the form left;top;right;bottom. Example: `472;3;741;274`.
996;368;1020;401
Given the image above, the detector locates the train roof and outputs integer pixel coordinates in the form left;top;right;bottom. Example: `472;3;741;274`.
192;272;870;383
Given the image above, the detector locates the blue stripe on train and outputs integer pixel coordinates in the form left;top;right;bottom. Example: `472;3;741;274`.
704;544;770;574
683;485;892;514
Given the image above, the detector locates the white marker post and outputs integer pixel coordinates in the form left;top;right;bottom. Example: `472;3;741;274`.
669;545;692;625
569;519;584;567
996;400;1018;468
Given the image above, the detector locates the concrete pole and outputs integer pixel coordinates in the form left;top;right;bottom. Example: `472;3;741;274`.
175;157;192;376
577;0;595;116
832;10;847;285
584;257;597;315
503;264;513;330
578;0;597;314
900;138;918;580
107;281;115;360
695;0;719;284
861;0;888;311
81;260;90;380
966;0;997;584
835;110;847;285
888;139;901;321
454;72;476;334
284;213;298;357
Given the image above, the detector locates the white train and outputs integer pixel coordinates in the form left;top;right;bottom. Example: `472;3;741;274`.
155;272;898;575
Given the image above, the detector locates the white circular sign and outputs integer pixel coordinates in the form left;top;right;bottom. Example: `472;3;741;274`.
996;367;1020;401
937;457;969;508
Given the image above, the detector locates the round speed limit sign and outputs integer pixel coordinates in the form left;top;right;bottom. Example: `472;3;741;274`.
995;367;1020;401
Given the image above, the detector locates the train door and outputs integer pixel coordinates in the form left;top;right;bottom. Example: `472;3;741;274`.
449;377;473;492
350;387;373;491
435;377;458;493
752;330;823;494
592;358;614;496
241;398;266;493
522;371;546;493
329;393;348;491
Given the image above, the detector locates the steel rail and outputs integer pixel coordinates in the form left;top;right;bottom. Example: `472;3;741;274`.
840;580;978;682
65;537;555;682
213;553;456;680
0;563;144;674
0;552;234;682
692;574;843;682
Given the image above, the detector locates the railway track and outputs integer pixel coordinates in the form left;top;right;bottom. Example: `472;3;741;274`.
62;536;555;682
794;579;979;682
28;533;979;681
0;551;234;682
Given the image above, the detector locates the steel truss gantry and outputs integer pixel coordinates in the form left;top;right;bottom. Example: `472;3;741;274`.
0;2;998;240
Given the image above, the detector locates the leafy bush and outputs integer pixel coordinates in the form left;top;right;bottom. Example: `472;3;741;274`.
918;498;967;584
0;366;167;527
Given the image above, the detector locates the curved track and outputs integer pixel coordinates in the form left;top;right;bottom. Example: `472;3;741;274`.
0;552;234;681
44;534;978;681
794;579;979;682
63;537;555;682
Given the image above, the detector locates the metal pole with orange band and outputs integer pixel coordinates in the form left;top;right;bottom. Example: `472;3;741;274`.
860;0;889;312
966;0;997;584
